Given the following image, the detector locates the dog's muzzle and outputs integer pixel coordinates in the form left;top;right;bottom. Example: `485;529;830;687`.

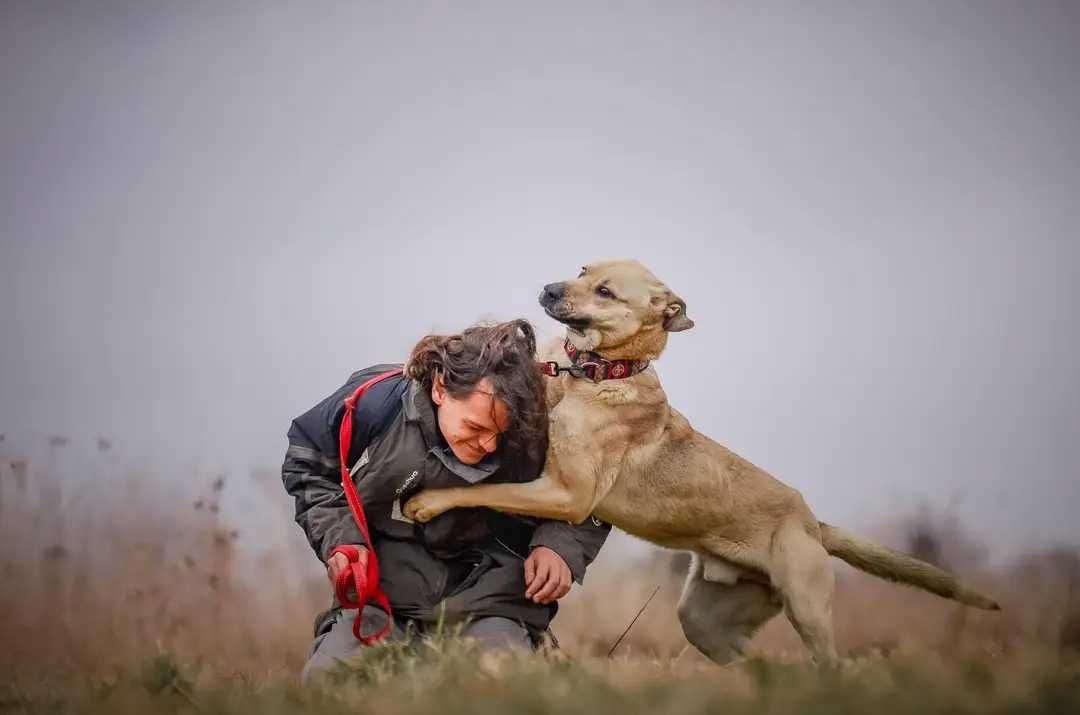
538;282;566;309
539;282;592;331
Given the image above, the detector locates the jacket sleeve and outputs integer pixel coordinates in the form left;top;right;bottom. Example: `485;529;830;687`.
281;368;404;563
528;517;612;584
282;420;368;563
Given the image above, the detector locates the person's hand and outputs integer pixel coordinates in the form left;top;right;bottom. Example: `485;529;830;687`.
327;544;368;592
524;546;572;604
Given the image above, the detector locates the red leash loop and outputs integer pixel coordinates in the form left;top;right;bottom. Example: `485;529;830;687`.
333;368;403;645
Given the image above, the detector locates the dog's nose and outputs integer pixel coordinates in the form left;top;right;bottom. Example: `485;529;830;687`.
540;283;565;306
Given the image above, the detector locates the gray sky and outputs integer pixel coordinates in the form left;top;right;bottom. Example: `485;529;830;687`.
2;1;1078;558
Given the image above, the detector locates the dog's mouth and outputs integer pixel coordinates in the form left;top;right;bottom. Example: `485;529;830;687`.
543;305;592;335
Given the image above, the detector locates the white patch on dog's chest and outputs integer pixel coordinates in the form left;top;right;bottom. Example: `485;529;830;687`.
701;555;742;585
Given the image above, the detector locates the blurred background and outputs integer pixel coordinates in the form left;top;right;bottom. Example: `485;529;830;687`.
2;1;1078;676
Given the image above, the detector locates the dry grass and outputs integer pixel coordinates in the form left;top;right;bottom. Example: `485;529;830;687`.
6;642;1080;715
1;442;1078;712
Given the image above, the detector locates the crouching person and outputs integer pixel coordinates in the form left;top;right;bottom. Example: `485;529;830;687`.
281;319;610;682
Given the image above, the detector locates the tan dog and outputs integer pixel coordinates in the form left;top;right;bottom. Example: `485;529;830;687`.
405;259;999;663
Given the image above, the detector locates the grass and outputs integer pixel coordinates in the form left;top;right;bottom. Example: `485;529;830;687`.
3;641;1079;714
2;440;1079;712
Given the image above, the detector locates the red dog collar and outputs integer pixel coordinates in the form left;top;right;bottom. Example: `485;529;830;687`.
538;339;650;382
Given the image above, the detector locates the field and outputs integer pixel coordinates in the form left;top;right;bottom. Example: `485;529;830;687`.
2;443;1078;713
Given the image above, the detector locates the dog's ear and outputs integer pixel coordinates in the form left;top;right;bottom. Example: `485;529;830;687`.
663;296;694;332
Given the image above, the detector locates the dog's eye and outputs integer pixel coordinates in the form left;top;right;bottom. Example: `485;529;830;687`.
596;285;614;299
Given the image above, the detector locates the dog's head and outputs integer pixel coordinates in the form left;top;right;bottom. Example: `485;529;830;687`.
538;259;693;359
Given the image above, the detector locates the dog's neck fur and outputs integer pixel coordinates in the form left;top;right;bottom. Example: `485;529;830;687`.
569;325;668;362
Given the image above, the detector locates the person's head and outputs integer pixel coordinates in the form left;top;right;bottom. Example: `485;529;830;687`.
404;319;547;467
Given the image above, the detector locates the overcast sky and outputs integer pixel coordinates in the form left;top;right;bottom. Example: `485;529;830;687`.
2;1;1078;558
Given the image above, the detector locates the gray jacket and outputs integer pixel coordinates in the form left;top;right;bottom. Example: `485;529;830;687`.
282;365;610;633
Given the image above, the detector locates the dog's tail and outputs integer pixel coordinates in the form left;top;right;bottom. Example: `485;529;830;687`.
818;522;1000;610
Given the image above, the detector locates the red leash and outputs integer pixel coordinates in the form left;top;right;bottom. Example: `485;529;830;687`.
329;368;403;645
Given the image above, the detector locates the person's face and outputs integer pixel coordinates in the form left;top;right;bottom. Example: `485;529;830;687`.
431;375;511;465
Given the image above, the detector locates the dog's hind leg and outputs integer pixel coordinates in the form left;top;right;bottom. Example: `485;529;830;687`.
770;521;838;663
677;554;782;665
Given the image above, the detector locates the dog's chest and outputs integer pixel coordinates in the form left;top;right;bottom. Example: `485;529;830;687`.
590;441;691;543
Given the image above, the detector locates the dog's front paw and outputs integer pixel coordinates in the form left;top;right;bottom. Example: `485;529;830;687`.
403;491;448;523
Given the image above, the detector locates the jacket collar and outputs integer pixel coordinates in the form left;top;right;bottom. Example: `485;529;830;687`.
403;380;501;484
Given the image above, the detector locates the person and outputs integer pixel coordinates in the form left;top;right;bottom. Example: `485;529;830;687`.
282;319;610;682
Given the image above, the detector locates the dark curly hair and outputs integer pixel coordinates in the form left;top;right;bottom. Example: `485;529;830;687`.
405;319;548;468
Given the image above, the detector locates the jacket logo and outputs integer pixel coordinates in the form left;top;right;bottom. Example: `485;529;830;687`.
394;469;420;497
391;470;421;524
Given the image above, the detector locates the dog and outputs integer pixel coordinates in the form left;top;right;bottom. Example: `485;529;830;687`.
405;259;999;663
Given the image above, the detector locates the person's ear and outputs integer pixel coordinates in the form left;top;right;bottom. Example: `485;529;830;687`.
431;371;446;406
